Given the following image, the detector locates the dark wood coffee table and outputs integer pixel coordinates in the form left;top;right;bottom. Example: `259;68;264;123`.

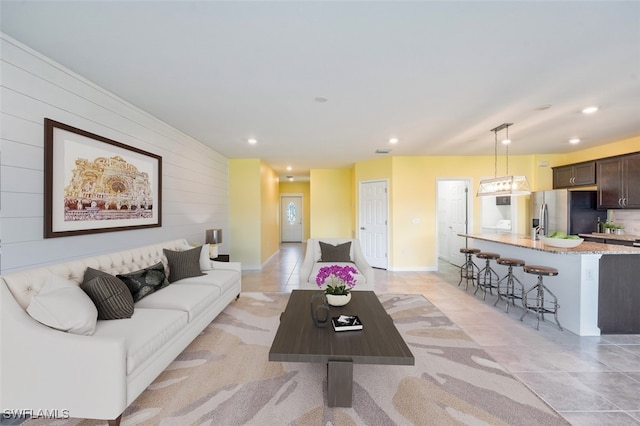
268;290;414;407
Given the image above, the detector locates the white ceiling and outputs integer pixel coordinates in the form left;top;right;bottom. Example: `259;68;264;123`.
2;1;639;180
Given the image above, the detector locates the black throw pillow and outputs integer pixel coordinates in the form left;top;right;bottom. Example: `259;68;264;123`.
117;262;169;302
319;241;352;262
163;247;206;283
81;274;134;320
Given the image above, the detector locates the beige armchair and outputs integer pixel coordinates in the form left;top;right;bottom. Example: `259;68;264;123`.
299;238;374;291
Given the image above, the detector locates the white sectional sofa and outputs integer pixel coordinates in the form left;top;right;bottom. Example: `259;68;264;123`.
0;239;241;425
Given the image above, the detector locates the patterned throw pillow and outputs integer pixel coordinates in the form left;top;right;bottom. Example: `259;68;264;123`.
319;241;352;262
117;262;169;302
81;274;134;320
163;247;206;283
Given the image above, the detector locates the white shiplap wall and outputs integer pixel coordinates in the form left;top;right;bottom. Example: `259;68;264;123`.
0;34;230;274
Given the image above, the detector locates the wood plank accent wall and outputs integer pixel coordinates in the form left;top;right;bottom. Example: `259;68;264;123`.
0;34;229;274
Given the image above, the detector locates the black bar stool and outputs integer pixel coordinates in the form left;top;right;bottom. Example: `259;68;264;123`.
474;252;500;300
493;258;525;312
458;248;480;290
520;265;563;331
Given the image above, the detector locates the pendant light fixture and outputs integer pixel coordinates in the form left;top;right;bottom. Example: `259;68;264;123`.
476;123;531;197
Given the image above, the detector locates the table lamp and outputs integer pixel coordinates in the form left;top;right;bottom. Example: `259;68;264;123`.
205;228;222;259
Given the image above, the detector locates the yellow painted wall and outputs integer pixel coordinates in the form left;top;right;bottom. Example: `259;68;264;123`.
229;159;261;268
231;136;638;271
390;157;433;268
260;162;280;264
279;181;311;241
558;136;639;164
386;155;536;268
310;168;353;237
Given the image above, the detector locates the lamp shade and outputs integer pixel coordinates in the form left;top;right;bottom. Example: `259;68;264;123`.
476;176;531;197
205;229;222;244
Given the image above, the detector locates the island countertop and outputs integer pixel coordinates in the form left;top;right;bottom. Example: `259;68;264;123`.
459;233;640;255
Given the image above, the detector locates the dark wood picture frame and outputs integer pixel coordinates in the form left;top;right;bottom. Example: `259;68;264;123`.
44;118;162;238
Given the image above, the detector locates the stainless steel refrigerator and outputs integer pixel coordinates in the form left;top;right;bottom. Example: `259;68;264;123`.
530;189;607;236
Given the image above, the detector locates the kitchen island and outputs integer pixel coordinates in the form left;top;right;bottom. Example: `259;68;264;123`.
459;233;640;336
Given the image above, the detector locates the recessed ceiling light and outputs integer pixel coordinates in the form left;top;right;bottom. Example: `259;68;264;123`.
248;138;257;145
286;166;292;171
389;137;399;144
314;96;328;103
582;106;599;114
569;138;581;144
501;138;511;145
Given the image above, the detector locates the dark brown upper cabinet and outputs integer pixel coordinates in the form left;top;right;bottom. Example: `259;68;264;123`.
597;152;640;209
552;161;596;188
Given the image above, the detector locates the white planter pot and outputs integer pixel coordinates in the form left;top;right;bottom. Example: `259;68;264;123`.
326;293;352;307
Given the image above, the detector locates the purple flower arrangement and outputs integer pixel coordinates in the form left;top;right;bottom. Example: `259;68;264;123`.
316;264;358;295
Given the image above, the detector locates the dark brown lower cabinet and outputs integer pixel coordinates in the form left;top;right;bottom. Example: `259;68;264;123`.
598;254;640;333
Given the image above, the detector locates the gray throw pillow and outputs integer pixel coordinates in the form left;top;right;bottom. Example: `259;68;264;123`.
82;267;110;286
117;262;169;302
81;274;134;320
163;247;205;283
319;241;352;262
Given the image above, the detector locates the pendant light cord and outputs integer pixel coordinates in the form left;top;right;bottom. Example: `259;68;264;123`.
493;130;498;178
505;126;509;175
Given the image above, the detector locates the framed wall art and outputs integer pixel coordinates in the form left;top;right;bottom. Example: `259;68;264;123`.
44;118;162;238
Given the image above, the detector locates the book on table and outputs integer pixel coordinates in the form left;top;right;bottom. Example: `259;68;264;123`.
332;315;363;331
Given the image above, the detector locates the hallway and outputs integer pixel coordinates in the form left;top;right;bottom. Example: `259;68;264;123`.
242;243;640;425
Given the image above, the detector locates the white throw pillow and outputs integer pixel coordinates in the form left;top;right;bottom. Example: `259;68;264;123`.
200;244;213;270
27;275;98;335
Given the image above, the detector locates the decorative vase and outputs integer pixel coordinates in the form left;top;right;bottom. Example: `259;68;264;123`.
326;293;351;307
310;293;329;327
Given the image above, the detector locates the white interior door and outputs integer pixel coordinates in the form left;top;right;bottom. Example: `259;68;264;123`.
281;195;303;242
359;180;388;269
437;179;472;267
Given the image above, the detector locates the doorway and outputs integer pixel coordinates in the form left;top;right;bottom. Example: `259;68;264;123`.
280;195;303;242
437;179;473;267
359;180;388;269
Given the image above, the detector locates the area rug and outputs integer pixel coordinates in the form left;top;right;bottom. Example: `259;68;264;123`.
25;293;568;425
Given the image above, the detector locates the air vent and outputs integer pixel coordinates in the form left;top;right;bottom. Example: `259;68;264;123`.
375;149;392;154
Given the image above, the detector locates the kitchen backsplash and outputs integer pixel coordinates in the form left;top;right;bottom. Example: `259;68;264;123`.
609;210;640;236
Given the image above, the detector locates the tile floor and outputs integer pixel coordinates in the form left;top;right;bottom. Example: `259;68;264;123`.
242;243;640;425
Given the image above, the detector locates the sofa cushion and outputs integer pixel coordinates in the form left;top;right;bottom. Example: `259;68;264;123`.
173;269;240;294
81;274;134;320
163;247;205;283
134;284;221;321
27;275;98;335
319;241;352;262
93;308;188;375
117;262;168;302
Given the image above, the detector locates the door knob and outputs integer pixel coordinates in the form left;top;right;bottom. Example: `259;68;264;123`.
360;227;365;230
